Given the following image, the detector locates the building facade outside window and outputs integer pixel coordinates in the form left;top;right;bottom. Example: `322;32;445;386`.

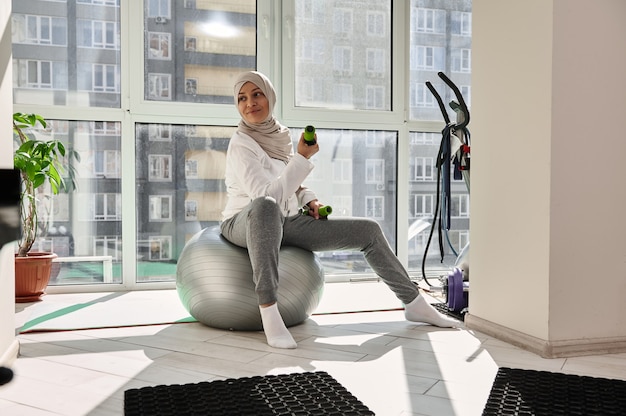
12;0;471;288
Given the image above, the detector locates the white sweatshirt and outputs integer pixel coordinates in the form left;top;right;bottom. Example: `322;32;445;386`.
221;131;317;221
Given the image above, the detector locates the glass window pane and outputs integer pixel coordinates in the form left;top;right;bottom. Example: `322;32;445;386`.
294;0;391;111
296;128;398;275
143;0;256;104
14;120;123;285
12;1;121;108
135;123;234;283
407;131;469;273
409;0;471;121
135;124;397;281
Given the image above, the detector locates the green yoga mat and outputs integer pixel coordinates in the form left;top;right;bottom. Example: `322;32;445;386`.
18;291;196;333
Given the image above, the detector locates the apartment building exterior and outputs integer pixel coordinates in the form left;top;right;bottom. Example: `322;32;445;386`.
11;0;470;284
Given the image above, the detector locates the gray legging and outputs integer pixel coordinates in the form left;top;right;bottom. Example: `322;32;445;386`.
220;196;420;306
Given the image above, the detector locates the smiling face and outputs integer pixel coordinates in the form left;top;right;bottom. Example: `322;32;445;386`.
237;81;270;125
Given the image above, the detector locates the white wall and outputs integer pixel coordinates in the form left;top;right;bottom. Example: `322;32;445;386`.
0;1;18;366
469;0;553;340
468;0;626;357
549;0;626;341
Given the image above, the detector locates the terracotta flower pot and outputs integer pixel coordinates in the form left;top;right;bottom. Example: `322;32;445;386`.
15;252;57;303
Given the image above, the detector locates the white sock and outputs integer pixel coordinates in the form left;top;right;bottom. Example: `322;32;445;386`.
404;294;460;328
259;303;297;349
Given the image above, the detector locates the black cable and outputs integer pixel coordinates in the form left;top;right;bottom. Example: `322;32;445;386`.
421;125;451;286
420;158;441;287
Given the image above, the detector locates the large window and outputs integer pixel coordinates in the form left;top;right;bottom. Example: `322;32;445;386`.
143;1;256;104
298;128;398;275
135;123;234;282
409;0;472;121
407;0;471;273
294;0;391;111
12;0;471;289
12;3;120;107
15;119;123;286
407;127;470;271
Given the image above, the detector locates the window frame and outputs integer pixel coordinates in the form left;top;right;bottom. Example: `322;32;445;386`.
13;0;471;292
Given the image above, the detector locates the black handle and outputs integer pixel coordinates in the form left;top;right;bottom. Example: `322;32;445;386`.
438;72;470;129
426;81;450;125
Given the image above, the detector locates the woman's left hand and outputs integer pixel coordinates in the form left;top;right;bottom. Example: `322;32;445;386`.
306;200;324;219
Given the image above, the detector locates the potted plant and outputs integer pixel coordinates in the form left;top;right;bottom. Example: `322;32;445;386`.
13;112;79;302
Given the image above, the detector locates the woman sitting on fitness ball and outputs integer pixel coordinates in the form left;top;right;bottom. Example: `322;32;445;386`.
220;71;460;349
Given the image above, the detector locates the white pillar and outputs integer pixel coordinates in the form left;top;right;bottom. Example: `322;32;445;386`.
467;0;626;357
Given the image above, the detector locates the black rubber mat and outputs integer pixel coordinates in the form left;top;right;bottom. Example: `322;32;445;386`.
432;302;466;321
482;367;626;415
124;371;374;416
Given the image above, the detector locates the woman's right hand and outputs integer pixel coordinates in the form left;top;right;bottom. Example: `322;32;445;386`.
297;133;319;159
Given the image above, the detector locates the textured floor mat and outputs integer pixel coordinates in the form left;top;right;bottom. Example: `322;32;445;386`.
482;367;626;415
124;371;374;416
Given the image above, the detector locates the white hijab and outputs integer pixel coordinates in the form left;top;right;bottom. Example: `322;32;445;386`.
234;71;293;162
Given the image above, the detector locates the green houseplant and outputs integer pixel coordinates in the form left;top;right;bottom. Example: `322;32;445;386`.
13;112;79;302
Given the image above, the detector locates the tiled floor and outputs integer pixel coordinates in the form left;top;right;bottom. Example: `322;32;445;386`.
3;287;626;416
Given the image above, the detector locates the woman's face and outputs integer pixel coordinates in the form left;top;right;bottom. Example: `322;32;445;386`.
237;81;270;124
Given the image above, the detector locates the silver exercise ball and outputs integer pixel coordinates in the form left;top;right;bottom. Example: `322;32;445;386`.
176;226;325;331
